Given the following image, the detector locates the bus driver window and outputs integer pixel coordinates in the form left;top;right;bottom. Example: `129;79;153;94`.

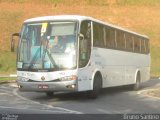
79;20;91;68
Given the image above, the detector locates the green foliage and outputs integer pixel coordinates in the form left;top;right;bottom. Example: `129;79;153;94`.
150;46;160;77
34;0;62;4
0;0;26;3
0;77;15;81
0;51;16;74
86;0;109;6
117;0;160;6
0;10;22;50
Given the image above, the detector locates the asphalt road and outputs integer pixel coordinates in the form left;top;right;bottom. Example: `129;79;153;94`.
0;79;160;115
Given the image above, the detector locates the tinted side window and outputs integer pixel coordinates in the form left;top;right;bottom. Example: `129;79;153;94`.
134;36;141;53
141;39;146;53
116;30;125;50
93;22;104;47
145;39;150;54
126;33;133;52
105;27;115;48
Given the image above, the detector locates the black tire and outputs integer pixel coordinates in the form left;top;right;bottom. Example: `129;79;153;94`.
46;92;54;97
132;72;141;91
88;74;102;99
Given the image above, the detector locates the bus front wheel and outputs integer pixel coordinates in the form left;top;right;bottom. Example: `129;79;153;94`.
88;74;102;99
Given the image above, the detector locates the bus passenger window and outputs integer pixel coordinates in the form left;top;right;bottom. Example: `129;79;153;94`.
116;30;125;50
105;27;115;49
141;39;146;53
134;37;141;53
93;23;104;48
126;33;133;52
145;39;150;54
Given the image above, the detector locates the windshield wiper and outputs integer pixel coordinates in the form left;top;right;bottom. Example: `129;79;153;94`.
28;48;41;70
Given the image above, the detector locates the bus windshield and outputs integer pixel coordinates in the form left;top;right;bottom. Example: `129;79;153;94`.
17;21;78;71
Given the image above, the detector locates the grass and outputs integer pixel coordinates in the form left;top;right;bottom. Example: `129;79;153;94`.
0;0;160;77
0;0;25;3
0;77;16;81
150;46;160;77
2;0;160;6
0;50;16;74
117;0;160;6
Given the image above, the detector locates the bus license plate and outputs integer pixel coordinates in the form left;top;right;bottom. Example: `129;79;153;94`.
38;84;48;89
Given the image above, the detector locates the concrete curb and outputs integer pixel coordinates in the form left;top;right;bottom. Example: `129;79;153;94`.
0;74;17;84
137;88;160;100
0;80;16;85
151;76;160;79
0;74;17;78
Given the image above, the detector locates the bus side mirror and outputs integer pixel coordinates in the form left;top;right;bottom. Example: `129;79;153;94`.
11;33;20;52
79;33;84;41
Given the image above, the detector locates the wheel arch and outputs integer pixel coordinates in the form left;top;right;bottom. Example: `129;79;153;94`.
134;69;141;83
91;69;103;90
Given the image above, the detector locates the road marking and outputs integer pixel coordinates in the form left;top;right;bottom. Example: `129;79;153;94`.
13;89;39;103
0;85;82;114
97;108;131;114
9;83;18;88
13;89;82;114
0;105;77;114
0;93;8;95
97;108;113;114
0;89;13;96
47;105;82;114
0;86;9;89
137;88;160;100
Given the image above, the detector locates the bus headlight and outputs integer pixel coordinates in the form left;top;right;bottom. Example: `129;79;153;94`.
17;76;29;82
60;75;77;81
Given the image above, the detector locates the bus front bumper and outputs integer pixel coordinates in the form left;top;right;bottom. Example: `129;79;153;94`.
17;80;77;92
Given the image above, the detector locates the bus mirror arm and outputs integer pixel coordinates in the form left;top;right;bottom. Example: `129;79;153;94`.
79;33;84;41
11;33;20;52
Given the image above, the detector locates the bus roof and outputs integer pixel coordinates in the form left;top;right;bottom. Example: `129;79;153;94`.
24;15;90;22
24;15;149;39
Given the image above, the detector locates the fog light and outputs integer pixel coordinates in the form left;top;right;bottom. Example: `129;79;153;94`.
66;84;76;89
71;84;75;88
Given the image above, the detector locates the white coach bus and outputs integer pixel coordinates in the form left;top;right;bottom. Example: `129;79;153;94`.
11;15;150;98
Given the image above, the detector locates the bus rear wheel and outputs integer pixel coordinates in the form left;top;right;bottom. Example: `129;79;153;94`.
46;92;54;97
88;74;102;99
132;72;141;91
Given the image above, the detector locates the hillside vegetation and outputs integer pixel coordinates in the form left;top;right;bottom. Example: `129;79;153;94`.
0;0;160;76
